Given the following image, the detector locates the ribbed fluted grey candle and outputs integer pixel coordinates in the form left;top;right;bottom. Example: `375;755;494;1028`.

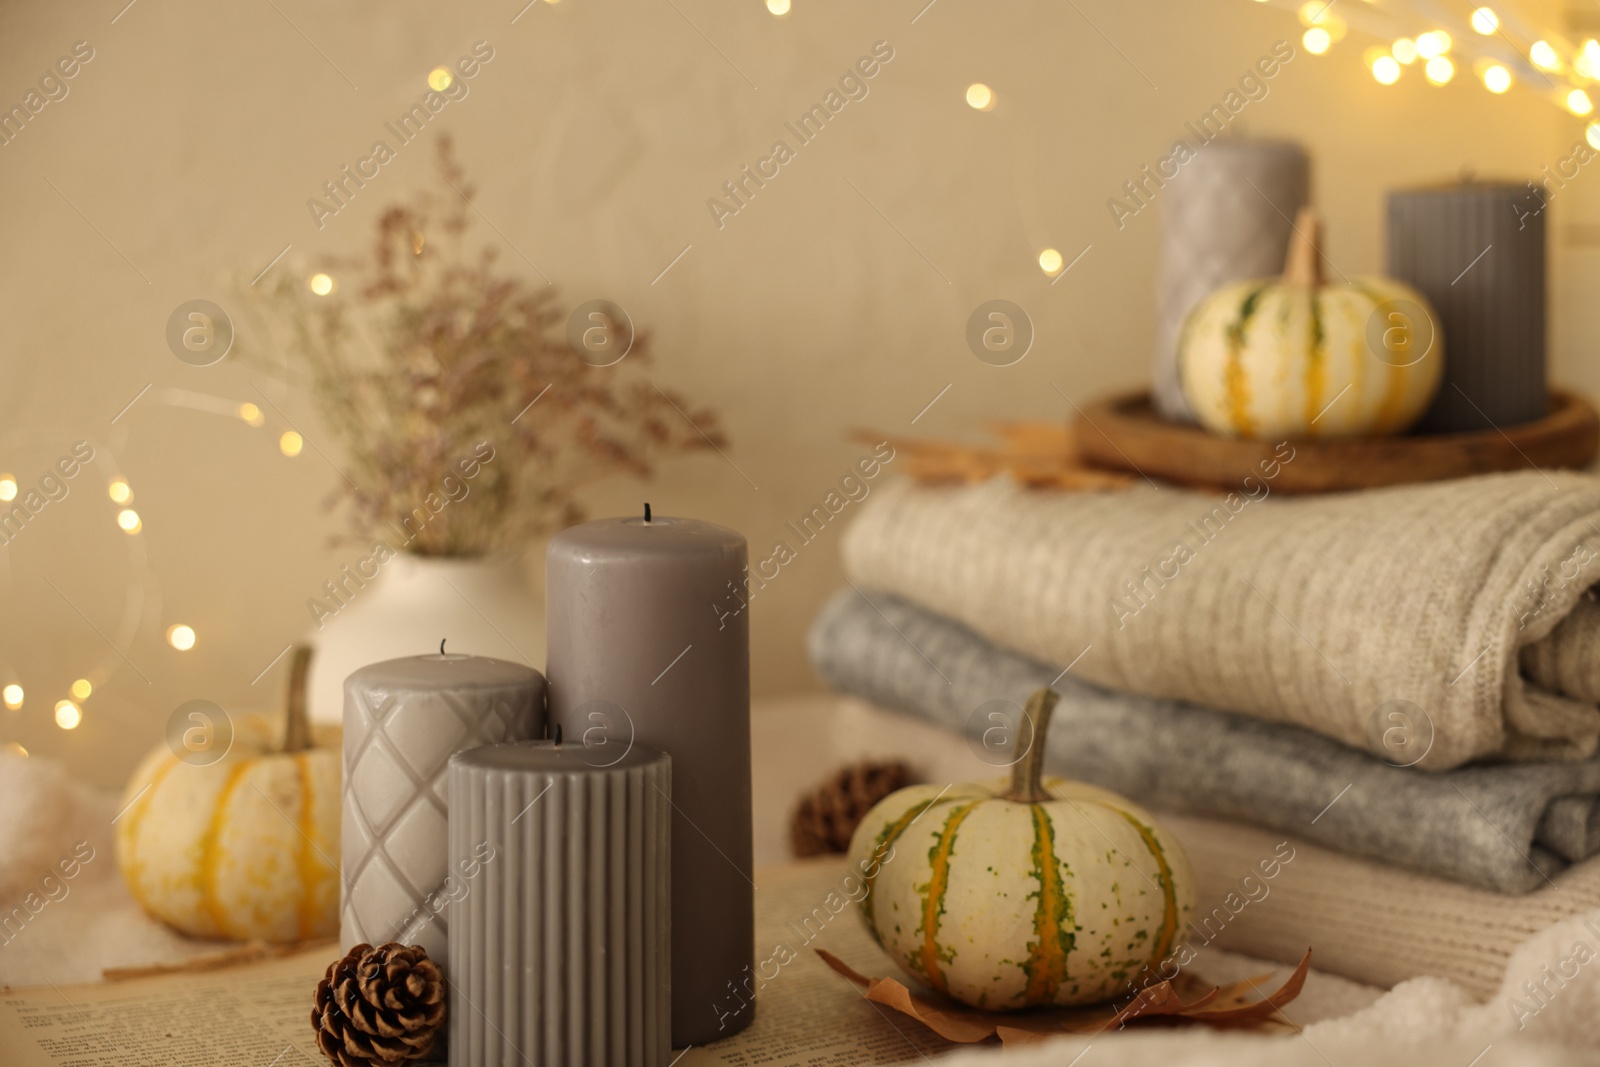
341;653;544;962
546;513;753;1046
1387;181;1547;432
1154;138;1310;422
447;741;671;1067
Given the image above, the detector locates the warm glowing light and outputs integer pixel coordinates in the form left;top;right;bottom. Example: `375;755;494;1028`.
70;678;92;700
0;475;15;503
1393;38;1419;64
1425;56;1455;85
1298;1;1335;26
410;231;425;255
2;742;26;759
1470;7;1499;34
167;624;196;651
238;402;264;427
1480;64;1511;93
116;508;142;534
1531;40;1560;71
2;685;22;710
1303;27;1331;55
766;0;790;14
108;478;131;504
965;83;994;110
279;431;304;457
54;701;81;730
1578;40;1600;80
1588;121;1600;150
1373;56;1402;84
1416;30;1452;59
427;67;453;92
1569;89;1595;116
1037;248;1064;275
308;273;336;296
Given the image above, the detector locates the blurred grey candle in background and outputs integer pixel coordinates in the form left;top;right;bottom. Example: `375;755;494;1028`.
340;653;544;961
1387;181;1547;432
546;511;752;1046
448;740;671;1067
1154;138;1310;422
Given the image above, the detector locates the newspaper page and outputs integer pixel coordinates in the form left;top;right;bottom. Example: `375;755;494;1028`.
0;859;954;1067
0;945;334;1067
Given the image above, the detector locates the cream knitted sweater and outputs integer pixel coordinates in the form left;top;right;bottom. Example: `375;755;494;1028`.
840;473;1600;769
1165;809;1600;1000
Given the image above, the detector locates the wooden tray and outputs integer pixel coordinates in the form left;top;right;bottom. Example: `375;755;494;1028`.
1073;389;1599;494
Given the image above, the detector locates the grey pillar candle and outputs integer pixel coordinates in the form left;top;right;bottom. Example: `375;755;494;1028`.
447;740;671;1067
1154;138;1310;422
546;511;752;1046
341;652;544;961
1387;181;1547;432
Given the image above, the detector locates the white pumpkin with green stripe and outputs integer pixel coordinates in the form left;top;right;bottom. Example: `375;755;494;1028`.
846;689;1194;1010
115;648;341;942
1178;208;1444;439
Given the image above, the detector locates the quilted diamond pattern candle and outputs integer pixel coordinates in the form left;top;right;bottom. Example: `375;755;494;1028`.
340;652;544;960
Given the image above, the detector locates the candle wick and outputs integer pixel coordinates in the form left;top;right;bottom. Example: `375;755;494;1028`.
644;502;652;524
554;723;563;746
440;638;447;655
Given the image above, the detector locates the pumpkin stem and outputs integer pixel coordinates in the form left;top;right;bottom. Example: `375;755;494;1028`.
1005;688;1059;803
282;645;314;754
1281;207;1324;288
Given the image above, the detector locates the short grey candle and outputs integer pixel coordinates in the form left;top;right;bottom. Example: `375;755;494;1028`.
447;740;671;1067
1387;181;1547;432
340;653;544;961
546;511;752;1046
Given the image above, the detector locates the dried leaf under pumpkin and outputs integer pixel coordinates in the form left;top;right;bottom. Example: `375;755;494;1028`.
816;947;1312;1046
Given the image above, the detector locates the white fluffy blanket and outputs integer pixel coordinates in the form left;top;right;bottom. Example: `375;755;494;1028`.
0;751;218;987
947;911;1600;1066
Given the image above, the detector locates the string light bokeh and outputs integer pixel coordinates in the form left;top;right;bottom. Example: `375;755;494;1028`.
0;386;303;738
1262;0;1600;145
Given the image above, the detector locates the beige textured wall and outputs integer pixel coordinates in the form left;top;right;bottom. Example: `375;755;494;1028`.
0;0;1590;787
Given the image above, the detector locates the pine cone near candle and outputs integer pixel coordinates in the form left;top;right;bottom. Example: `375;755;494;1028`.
311;942;446;1067
790;760;914;857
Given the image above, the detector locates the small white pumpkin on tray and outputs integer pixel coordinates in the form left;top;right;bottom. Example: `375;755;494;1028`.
1178;207;1444;439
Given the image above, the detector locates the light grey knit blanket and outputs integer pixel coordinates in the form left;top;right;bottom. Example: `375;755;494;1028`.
839;473;1600;770
808;586;1600;893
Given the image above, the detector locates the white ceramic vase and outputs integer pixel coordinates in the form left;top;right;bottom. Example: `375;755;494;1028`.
306;552;546;724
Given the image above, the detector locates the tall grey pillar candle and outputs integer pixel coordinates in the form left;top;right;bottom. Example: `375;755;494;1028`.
546;513;752;1046
1387;182;1547;432
447;741;671;1067
341;653;544;961
1155;138;1310;422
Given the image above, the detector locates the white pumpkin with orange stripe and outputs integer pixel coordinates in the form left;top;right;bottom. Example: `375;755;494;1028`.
1177;208;1444;439
115;647;340;943
846;689;1194;1010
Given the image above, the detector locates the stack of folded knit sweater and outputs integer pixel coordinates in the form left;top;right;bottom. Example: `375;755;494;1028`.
809;470;1600;996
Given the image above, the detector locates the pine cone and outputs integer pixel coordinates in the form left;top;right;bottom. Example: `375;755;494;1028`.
790;760;914;857
311;942;446;1067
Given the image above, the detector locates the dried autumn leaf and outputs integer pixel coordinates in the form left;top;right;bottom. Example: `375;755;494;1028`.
816;948;1312;1046
851;424;1135;492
